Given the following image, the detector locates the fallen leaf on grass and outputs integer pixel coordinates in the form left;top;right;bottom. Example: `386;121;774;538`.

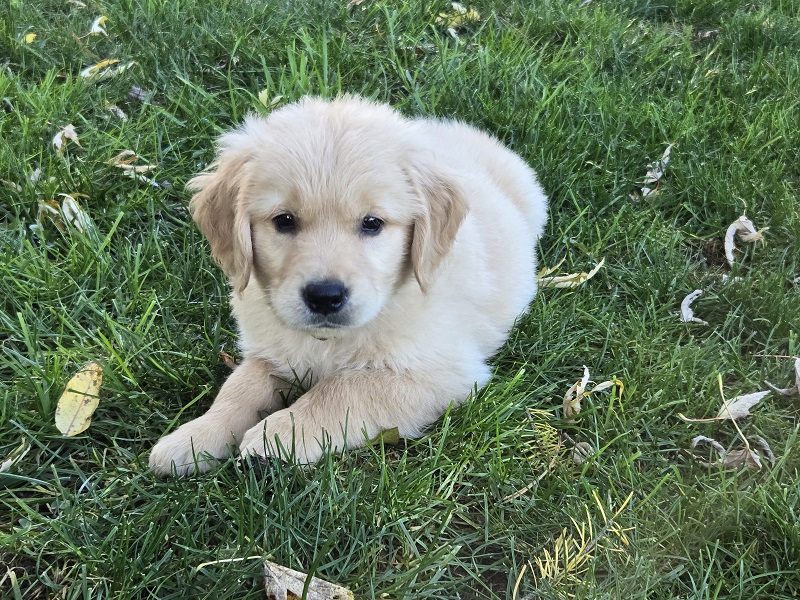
258;90;284;108
105;103;128;121
538;257;605;288
0;439;31;473
764;357;800;396
58;193;95;233
435;2;481;29
642;143;674;184
562;366;623;420
630;143;674;200
724;215;767;266
678;390;770;423
52;124;81;152
571;441;593;465
263;561;354;600
680;289;708;325
716;390;770;421
24;33;38;43
55;362;103;436
89;15;109;36
691;435;775;471
107;150;158;173
80;59;136;82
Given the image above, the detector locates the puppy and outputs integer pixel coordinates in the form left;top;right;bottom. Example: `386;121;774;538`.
149;96;548;476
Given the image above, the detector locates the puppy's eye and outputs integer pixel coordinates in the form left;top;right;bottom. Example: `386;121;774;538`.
273;213;297;233
361;216;384;235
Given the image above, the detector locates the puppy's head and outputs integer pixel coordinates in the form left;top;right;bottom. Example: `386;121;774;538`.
189;96;468;332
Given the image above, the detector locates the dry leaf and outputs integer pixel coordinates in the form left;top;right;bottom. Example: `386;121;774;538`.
716;390;769;421
0;439;31;473
52;124;81;152
764;358;800;396
691;435;774;471
571;442;593;464
263;561;354;600
107;150;158;173
642;143;674;184
80;59;136;82
563;366;590;419
435;2;481;29
89;15;108;36
538;257;605;288
106;103;128;121
68;0;87;7
724;215;767;266
55;362;103;436
58;193;94;233
680;289;708;325
24;33;38;43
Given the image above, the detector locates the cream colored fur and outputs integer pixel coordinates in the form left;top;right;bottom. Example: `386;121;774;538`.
149;96;548;476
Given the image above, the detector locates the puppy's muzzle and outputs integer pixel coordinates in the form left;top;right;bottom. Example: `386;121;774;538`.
302;280;349;316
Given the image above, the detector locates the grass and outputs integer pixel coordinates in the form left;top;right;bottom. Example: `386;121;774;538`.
1;0;799;597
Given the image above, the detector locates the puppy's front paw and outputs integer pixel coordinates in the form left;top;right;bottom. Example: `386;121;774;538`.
149;418;237;477
239;411;323;465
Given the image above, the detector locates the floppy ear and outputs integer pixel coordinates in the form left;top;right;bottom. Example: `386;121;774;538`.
188;147;253;295
407;163;469;292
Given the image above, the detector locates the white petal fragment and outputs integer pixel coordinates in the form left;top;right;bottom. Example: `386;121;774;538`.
724;215;767;266
680;289;708;325
715;390;770;421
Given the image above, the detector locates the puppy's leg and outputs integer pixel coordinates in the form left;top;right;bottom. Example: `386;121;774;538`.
149;358;282;476
238;367;479;464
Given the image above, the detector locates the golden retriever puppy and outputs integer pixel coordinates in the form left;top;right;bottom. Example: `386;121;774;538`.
149;95;548;476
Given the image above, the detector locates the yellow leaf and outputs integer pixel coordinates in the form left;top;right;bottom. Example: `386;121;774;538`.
55;362;103;436
24;33;38;43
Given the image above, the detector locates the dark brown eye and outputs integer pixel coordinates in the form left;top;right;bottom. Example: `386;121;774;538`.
273;213;296;233
361;216;383;235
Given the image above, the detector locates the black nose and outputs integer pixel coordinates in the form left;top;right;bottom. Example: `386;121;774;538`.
302;280;349;315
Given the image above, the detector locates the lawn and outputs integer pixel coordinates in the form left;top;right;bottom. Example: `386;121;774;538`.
1;0;799;598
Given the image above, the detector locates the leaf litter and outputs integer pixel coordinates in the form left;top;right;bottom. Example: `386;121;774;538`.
54;362;103;436
52;124;81;152
263;561;353;600
724;215;767;267
538;257;605;288
680;289;708;325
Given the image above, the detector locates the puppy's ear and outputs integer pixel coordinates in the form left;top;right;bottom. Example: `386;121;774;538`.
188;144;253;295
408;163;469;292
